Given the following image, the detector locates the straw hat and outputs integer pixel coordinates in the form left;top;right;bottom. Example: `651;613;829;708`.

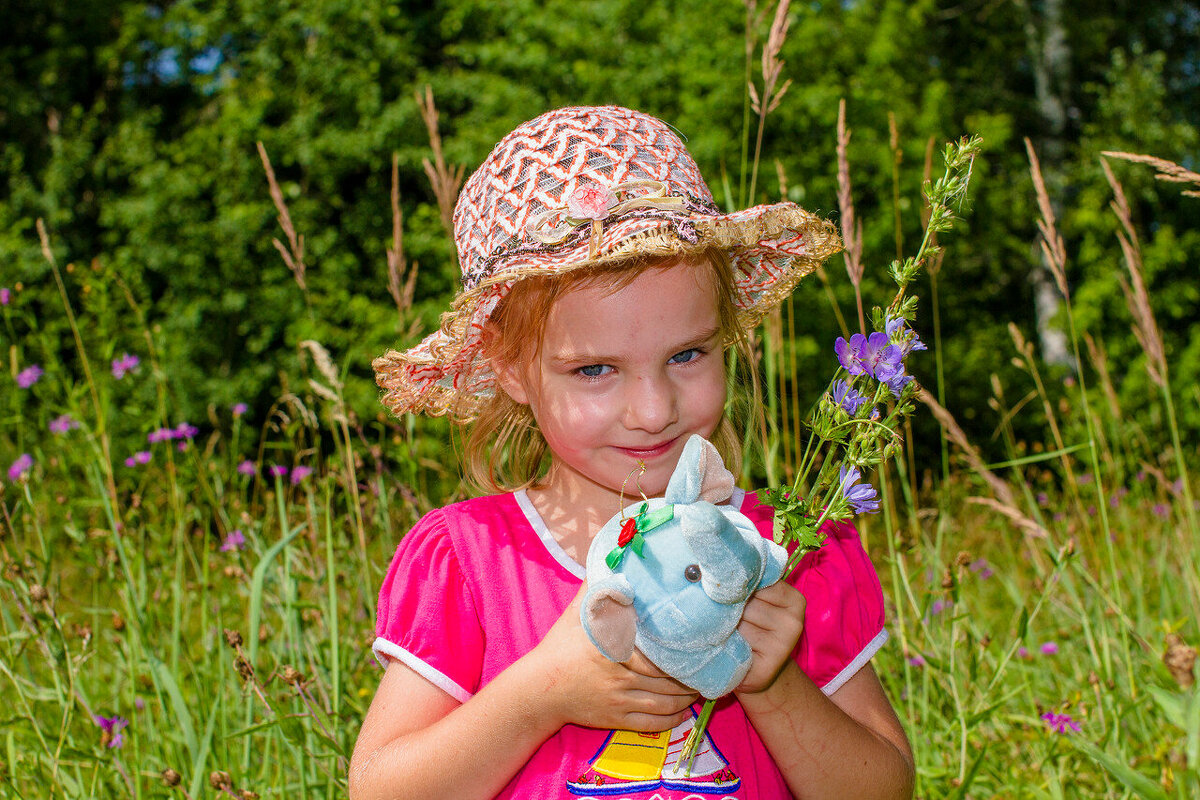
374;105;841;420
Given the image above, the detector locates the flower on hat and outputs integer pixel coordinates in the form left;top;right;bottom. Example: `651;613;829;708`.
567;184;616;221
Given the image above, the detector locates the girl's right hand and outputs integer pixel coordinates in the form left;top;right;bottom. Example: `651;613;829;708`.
524;584;699;732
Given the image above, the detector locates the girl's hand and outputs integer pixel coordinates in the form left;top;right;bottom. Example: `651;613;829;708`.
524;584;700;732
733;580;807;696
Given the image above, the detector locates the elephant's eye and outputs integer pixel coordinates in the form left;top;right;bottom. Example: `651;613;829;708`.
684;564;702;583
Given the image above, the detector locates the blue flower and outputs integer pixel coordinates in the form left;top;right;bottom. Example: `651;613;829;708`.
830;379;868;415
886;316;927;356
838;465;880;514
835;332;903;383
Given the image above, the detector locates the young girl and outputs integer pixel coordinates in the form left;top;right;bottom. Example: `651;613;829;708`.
352;106;914;799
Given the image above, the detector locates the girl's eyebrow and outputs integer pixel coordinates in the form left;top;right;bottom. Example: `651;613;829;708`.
549;326;722;366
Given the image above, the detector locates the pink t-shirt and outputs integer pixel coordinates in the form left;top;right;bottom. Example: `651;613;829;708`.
374;489;887;799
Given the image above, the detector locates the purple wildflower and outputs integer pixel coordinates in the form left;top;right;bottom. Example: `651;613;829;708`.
147;427;175;444
268;465;289;479
1152;503;1170;519
1036;492;1049;507
836;332;905;383
0;287;9;305
969;558;994;580
1040;641;1059;655
220;530;246;552
173;423;198;440
861;332;904;382
50;414;79;434
290;466;313;485
838;465;880;514
835;334;867;376
134;697;145;711
930;599;952;616
885;316;928;356
94;714;130;748
884;369;914;399
232;402;248;418
907;654;926;667
829;379;868;415
1041;712;1081;734
237;460;256;476
1019;646;1031;659
7;454;33;482
16;365;43;388
111;353;140;379
124;451;152;468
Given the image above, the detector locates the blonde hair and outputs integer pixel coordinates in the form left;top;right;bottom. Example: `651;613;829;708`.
462;249;763;494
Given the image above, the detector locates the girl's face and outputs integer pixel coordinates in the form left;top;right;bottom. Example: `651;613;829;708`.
495;256;728;513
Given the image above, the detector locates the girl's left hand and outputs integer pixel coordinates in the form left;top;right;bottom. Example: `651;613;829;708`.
733;580;806;696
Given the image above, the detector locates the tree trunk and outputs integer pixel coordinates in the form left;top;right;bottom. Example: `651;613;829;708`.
1020;0;1075;369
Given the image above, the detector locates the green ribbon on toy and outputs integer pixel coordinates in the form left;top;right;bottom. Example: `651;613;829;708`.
605;502;674;570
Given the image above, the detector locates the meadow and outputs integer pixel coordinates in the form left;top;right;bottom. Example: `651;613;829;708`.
3;130;1198;800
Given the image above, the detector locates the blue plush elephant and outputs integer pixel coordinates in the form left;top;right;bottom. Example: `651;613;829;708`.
581;435;788;699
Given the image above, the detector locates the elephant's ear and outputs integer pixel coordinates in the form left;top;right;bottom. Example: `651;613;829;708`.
581;576;637;663
665;435;734;505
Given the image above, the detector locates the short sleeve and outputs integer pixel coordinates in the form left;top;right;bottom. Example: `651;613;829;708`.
789;519;887;694
372;510;484;703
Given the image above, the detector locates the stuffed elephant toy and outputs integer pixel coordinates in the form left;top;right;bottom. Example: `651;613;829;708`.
581;435;788;699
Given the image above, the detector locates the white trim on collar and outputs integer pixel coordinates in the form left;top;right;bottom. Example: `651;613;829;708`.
513;489;587;579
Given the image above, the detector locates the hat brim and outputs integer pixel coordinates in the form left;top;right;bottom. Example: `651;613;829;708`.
373;201;842;421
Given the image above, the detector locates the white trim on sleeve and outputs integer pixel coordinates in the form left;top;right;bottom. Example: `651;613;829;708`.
820;628;889;696
372;637;473;704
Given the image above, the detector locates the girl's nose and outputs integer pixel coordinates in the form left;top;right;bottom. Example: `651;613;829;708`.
623;374;677;433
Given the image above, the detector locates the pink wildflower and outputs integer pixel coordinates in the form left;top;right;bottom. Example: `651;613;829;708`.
16;365;43;388
1041;712;1081;734
1040;641;1059;655
7;454;33;482
0;287;9;305
124;451;152;468
94;714;129;748
290;466;313;485
237;460;256;476
268;465;289;479
232;402;248;418
220;530;246;552
50;414;79;434
111;353;140;379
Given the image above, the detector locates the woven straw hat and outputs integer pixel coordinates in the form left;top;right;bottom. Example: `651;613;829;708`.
374;105;842;420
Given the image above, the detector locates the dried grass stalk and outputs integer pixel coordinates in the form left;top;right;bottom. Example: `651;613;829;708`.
256;141;307;291
1102;150;1200;198
386;152;419;320
1101;157;1167;388
1024;138;1068;298
416;85;466;235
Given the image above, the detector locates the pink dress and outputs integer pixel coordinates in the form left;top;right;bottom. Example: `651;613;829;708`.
374;489;887;799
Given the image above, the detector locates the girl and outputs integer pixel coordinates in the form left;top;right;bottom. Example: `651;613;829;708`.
352;106;914;799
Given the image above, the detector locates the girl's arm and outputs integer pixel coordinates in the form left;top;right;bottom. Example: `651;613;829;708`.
734;581;915;800
348;586;699;800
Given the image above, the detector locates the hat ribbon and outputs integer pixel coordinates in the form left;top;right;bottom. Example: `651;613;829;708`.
526;179;688;258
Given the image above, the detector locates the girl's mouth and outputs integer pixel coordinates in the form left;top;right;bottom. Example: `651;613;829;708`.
615;437;678;460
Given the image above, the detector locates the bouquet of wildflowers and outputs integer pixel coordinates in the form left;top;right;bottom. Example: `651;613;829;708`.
681;134;982;768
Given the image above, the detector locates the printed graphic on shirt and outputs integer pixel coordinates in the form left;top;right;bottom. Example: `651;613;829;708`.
567;712;741;797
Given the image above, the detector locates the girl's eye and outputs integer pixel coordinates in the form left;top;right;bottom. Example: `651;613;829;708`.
577;364;612;378
669;348;702;365
684;564;702;582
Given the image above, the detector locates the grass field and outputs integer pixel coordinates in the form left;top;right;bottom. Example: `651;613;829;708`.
3;156;1199;799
